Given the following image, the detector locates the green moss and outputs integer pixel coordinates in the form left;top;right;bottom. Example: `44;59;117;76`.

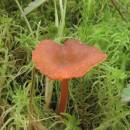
0;0;130;130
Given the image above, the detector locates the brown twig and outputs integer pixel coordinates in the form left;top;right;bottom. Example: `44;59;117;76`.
28;67;35;130
111;0;127;22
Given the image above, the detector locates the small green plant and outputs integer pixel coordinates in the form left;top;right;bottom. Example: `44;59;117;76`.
62;113;81;130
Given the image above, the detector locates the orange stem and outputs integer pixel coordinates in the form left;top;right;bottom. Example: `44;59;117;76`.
58;79;69;113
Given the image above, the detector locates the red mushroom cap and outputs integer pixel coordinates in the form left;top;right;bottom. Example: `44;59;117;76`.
32;39;107;80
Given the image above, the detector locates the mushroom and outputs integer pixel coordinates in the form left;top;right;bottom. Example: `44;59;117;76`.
32;39;107;113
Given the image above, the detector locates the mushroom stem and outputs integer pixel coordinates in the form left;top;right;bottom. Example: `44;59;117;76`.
58;79;69;113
